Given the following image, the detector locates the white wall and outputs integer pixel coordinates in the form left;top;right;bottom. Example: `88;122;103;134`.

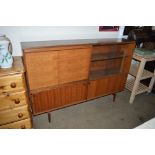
0;26;122;56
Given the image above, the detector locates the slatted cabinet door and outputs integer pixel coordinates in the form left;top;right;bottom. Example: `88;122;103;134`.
32;81;88;115
87;74;127;99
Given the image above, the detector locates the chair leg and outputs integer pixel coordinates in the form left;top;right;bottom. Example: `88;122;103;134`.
112;93;116;102
48;112;51;123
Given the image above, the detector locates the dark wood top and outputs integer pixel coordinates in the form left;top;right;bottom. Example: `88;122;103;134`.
21;38;135;50
0;57;24;77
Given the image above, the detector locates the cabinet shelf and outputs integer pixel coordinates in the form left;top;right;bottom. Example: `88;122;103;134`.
126;78;149;95
91;51;126;61
89;69;120;80
129;64;154;80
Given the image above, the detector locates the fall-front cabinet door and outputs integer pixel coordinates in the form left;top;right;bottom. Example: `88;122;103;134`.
24;50;58;91
58;47;91;84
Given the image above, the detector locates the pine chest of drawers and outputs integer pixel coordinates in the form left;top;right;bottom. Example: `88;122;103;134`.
0;57;32;129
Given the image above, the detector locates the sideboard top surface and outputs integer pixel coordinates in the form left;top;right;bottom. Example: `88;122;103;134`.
21;38;135;50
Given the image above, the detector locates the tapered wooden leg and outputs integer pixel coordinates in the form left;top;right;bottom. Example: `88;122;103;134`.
112;93;116;102
48;112;51;123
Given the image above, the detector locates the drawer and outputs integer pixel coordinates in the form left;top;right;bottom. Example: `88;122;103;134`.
0;91;27;111
92;44;134;57
0;73;25;93
0;118;32;129
0;105;30;125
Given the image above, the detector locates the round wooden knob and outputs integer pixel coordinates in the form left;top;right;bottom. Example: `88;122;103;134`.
21;125;26;129
10;82;16;88
14;99;20;104
18;113;23;118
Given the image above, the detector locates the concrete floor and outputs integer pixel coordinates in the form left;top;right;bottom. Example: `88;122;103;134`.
33;90;155;129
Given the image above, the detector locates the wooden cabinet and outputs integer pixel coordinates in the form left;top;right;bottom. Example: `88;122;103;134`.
0;57;32;128
22;39;135;116
31;81;88;115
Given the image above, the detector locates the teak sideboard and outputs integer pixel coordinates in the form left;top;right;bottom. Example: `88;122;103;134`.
22;38;135;121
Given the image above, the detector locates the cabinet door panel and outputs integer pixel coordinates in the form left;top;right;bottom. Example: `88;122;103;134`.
24;51;58;90
87;74;127;99
58;48;91;84
93;43;135;57
32;81;87;115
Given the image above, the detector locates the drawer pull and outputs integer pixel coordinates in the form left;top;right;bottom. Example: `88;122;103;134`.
14;99;20;104
18;113;23;118
0;86;5;89
10;82;16;88
21;125;26;129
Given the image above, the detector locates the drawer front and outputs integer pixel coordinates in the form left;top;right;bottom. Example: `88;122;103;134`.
0;118;32;129
93;44;134;57
0;105;30;125
0;91;27;111
0;74;25;93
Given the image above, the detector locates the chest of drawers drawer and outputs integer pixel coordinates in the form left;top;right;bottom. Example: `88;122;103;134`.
0;105;30;125
0;118;32;129
0;91;27;111
0;73;25;93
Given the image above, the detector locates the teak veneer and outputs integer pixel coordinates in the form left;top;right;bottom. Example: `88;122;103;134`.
22;38;135;119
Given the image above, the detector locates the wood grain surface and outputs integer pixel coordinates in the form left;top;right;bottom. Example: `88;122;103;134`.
0;91;27;111
32;81;87;114
0;73;25;93
0;105;30;125
0;118;32;129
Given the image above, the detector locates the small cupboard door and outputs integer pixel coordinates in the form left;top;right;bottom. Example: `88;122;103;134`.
87;74;127;99
32;81;88;115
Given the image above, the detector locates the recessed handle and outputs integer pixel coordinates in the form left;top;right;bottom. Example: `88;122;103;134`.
10;82;16;88
18;113;23;118
14;99;20;104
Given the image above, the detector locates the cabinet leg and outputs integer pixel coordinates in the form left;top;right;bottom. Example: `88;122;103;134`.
112;93;116;102
48;112;51;123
